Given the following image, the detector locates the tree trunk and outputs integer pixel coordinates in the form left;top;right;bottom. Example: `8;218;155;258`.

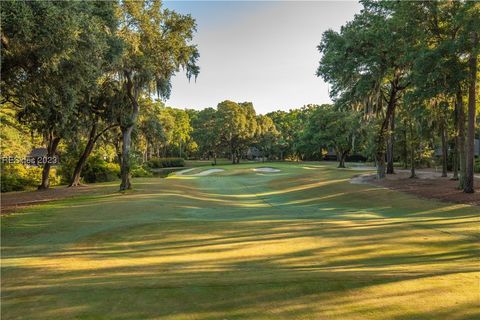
410;145;416;179
338;151;347;168
119;126;133;191
69;123;116;187
376;85;397;179
440;120;448;178
113;134;123;167
409;122;416;179
387;108;395;174
457;90;466;188
69;122;97;187
403;122;408;169
464;32;477;193
119;71;140;191
38;136;61;190
452;140;459;180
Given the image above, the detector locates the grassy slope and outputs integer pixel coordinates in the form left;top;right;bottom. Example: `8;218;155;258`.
1;162;479;320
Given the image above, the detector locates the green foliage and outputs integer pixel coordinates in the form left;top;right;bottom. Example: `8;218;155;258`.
56;144;84;185
216;100;258;162
131;166;153;178
255;115;279;160
116;0;199;189
82;155;120;183
1;164;59;192
146;158;185;169
300;104;364;166
1;0;119;138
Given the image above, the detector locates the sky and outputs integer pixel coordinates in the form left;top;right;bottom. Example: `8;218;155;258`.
164;1;362;114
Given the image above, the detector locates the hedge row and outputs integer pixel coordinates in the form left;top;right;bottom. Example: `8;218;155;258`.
146;157;185;168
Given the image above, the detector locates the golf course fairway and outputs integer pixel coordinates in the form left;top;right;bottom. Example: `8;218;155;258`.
1;162;479;319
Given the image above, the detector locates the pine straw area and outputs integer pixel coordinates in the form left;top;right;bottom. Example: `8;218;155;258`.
366;170;480;206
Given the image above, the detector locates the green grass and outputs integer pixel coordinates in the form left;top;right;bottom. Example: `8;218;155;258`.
1;162;479;319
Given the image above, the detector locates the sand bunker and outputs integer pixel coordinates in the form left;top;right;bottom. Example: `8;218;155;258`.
192;169;224;176
175;168;197;176
253;167;281;173
175;168;225;176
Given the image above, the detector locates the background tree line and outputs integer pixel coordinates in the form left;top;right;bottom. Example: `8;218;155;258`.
317;0;479;193
1;0;199;191
1;0;478;194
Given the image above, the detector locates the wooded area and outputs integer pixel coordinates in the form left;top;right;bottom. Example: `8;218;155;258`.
1;0;479;194
2;1;480;319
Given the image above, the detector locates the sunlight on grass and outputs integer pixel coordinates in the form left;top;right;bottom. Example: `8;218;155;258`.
2;163;479;319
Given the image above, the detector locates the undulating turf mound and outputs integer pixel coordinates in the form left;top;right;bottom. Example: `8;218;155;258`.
2;162;479;320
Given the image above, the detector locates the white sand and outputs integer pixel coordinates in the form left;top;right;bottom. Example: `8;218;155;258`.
192;169;224;176
253;167;281;173
175;168;225;176
175;168;197;176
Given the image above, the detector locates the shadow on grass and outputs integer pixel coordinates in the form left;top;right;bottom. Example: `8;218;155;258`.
1;165;479;319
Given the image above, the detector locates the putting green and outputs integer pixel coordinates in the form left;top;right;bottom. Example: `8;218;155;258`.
1;162;479;319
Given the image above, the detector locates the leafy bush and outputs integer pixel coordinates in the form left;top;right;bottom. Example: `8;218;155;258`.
1;163;59;192
57;147;82;184
82;155;120;183
131;166;153;177
146;157;185;168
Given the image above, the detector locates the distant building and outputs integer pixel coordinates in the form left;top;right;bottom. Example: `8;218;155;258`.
324;147;366;162
434;138;480;157
26;148;59;166
246;147;261;160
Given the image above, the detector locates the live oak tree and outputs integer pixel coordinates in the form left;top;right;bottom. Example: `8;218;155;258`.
137;98;166;161
255;115;279;162
191;108;221;163
69;80;126;187
459;2;479;193
216;100;257;164
301;104;364;168
318;0;423;178
1;1;118;189
116;0;199;190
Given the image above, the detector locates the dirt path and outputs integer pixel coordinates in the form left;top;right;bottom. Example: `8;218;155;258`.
352;170;480;206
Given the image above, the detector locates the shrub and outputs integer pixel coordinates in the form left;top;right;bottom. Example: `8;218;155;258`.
146;157;184;168
1;163;59;192
131;166;153;177
82;155;120;183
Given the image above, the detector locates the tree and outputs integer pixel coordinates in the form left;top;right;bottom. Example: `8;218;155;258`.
1;1;119;189
69;80;125;187
171;109;192;159
191;108;221;163
137;98;166;162
216;100;257;164
301;104;363;168
317;0;420;178
116;0;199;190
464;30;478;193
255;115;279;162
